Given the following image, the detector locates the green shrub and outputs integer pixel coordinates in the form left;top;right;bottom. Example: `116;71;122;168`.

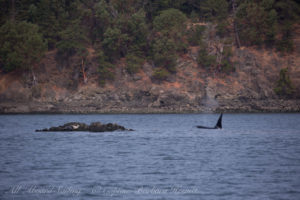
197;48;216;68
275;24;294;53
220;60;235;73
98;66;114;80
216;20;229;37
276;39;294;53
274;68;294;97
200;0;229;21
152;68;170;81
187;25;205;46
125;54;144;74
219;46;234;73
153;8;187;34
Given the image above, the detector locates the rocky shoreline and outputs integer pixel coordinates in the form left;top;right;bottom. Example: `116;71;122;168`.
1;98;299;114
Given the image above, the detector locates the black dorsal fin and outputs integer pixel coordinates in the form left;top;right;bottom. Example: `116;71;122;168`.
214;113;223;129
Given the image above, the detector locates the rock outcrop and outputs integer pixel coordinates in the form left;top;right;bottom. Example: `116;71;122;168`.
36;122;133;132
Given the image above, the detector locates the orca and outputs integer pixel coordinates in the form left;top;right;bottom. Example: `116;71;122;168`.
197;113;223;129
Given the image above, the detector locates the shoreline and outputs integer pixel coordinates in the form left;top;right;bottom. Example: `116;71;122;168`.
1;108;299;115
1;98;299;114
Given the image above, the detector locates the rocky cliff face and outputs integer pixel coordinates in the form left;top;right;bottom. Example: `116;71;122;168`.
0;28;300;113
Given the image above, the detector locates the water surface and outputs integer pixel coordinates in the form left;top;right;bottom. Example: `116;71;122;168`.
0;114;300;199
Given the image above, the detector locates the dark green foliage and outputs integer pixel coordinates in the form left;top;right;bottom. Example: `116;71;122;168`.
97;7;149;64
151;8;186;80
219;47;234;73
236;2;270;46
0;0;10;25
152;68;170;81
197;45;234;73
114;9;149;56
152;9;187;52
220;60;235;73
275;23;294;52
197;48;216;69
151;8;188;76
187;25;205;46
1;0;299;85
102;27;130;61
125;54;144;74
97;51;115;86
56;21;88;66
236;0;300;50
143;0;185;21
152;37;178;73
24;0;83;49
181;0;229;21
153;8;187;34
275;0;300;22
274;68;294;97
126;10;148;53
93;0;112;40
216;20;229;38
200;0;229;21
109;0;143;14
264;9;277;46
0;21;46;72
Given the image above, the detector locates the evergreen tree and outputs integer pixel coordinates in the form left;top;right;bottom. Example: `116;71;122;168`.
93;0;113;41
102;27;130;61
56;20;88;66
153;8;187;34
0;21;46;72
236;0;299;50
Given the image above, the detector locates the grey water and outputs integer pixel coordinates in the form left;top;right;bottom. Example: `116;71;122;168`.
0;114;300;200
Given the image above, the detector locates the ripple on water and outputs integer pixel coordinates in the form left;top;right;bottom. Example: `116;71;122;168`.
0;114;300;200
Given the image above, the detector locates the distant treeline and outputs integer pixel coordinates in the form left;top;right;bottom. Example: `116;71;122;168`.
0;0;299;82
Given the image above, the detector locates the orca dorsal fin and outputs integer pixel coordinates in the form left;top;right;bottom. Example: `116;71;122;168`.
214;113;223;129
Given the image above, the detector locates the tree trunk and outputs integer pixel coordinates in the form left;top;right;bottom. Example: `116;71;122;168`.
231;0;241;48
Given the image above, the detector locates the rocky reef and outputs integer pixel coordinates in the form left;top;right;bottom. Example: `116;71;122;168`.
36;122;133;132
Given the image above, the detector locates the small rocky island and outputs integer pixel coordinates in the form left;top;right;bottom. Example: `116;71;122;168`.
36;122;133;132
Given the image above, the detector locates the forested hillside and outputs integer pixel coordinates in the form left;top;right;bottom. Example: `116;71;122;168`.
0;0;300;113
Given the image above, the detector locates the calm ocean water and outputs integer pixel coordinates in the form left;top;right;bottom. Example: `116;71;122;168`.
0;114;300;200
